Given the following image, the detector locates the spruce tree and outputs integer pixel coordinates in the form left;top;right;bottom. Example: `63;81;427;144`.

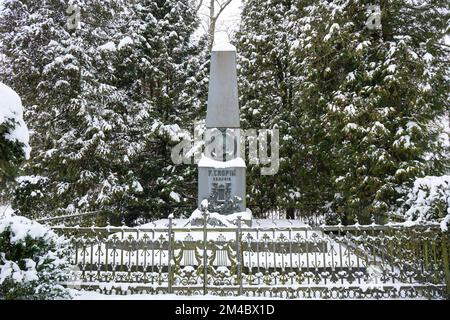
291;0;450;223
113;0;208;224
0;82;30;183
0;0;147;221
0;0;207;224
237;0;292;216
237;0;325;218
238;0;449;223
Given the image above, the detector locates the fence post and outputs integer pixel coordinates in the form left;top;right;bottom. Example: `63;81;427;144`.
167;214;174;294
236;216;243;296
442;232;450;298
202;206;209;296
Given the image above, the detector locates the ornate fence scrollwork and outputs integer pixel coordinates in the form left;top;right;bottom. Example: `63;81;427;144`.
53;221;450;299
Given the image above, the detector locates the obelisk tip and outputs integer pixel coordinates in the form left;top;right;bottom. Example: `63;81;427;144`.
212;31;236;52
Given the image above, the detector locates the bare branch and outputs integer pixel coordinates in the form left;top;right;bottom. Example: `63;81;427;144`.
198;12;212;18
195;0;204;13
214;0;233;20
200;22;209;34
204;0;235;50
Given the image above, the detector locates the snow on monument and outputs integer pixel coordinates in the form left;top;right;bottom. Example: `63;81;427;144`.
195;34;251;226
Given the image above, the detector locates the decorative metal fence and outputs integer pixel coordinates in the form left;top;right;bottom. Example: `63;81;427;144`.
52;215;450;299
37;211;101;226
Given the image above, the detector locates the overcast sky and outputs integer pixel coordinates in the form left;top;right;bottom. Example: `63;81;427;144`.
196;0;243;40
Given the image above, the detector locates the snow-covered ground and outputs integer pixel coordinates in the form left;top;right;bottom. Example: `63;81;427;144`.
70;289;278;300
0;204;14;218
69;289;428;300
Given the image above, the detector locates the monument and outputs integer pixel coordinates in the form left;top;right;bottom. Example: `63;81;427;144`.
195;35;251;226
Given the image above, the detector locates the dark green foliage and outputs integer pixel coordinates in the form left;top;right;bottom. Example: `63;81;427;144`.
0;217;70;299
0;120;26;181
0;0;208;225
237;0;449;223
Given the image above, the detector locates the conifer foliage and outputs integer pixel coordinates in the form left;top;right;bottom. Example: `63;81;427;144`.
0;215;71;300
0;82;30;182
0;0;207;224
237;0;449;223
0;0;448;225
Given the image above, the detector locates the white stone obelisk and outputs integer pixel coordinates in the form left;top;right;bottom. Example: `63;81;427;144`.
205;42;240;128
197;34;249;224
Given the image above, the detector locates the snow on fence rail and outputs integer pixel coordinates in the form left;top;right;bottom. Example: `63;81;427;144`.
51;218;450;299
36;206;327;227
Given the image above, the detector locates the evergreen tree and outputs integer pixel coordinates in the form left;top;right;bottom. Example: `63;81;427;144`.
0;82;30;183
0;0;207;224
112;0;208;224
0;215;71;299
0;0;140;220
293;0;449;224
238;0;449;223
236;0;325;218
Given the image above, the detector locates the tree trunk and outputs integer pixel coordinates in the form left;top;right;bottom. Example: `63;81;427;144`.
208;0;216;50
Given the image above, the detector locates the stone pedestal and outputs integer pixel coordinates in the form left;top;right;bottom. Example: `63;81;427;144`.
198;157;246;212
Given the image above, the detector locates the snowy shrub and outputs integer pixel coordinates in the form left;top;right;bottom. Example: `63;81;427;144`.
0;82;30;180
11;175;50;220
400;176;450;230
0;215;71;299
324;209;341;226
